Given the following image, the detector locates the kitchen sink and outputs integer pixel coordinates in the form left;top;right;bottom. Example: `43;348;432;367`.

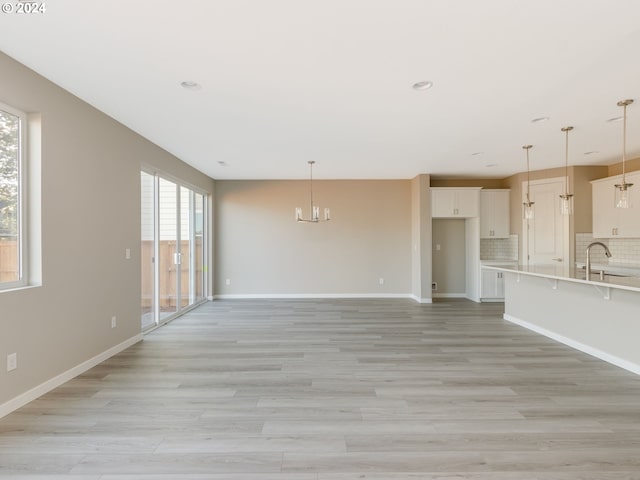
577;265;631;278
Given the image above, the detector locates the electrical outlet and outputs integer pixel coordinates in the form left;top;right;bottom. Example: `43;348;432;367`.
125;248;131;259
432;282;437;291
225;278;231;286
379;277;384;285
111;316;117;328
7;353;17;372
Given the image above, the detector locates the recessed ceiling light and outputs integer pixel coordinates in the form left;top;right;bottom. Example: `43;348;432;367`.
412;81;433;91
485;163;497;168
180;81;202;91
607;116;623;123
471;151;484;156
583;151;599;156
217;161;228;166
531;116;550;124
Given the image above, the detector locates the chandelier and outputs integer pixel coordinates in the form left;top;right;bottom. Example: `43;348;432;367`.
559;126;574;215
615;99;634;208
522;145;534;220
295;161;330;223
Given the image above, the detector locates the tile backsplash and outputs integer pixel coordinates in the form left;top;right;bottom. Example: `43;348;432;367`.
575;233;640;266
481;235;518;261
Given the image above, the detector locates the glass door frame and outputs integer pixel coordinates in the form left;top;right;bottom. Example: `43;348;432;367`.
141;168;208;332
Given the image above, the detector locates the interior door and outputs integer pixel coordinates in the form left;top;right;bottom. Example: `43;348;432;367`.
522;178;569;267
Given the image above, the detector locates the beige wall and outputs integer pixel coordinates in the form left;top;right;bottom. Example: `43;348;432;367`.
0;52;214;407
432;219;466;294
430;178;506;189
214;180;412;295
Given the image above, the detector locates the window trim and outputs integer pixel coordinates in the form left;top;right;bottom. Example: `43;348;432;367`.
0;101;27;290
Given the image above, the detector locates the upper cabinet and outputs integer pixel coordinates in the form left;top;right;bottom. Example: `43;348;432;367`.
431;187;481;218
592;171;640;238
480;189;510;238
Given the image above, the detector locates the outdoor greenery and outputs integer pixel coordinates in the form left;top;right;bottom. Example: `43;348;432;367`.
0;109;19;237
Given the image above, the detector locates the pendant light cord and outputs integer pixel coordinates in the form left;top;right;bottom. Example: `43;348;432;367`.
617;99;634;185
309;161;314;214
565;129;569;193
525;145;532;202
561;126;573;195
622;102;627;183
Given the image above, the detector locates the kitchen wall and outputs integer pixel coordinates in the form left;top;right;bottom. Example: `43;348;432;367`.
608;238;640;266
430;178;504;189
576;233;640;267
214;179;414;296
503;165;613;265
0;52;215;412
436;160;640;267
480;235;518;261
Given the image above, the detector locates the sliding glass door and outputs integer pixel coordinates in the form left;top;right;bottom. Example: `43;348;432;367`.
159;178;179;321
194;192;206;305
141;171;207;331
140;172;156;331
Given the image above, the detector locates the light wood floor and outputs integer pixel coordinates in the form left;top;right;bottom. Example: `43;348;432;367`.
2;298;640;479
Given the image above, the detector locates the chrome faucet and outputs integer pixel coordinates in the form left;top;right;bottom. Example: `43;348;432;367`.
585;241;612;280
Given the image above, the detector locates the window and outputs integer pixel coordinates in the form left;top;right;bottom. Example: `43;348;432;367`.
0;103;25;289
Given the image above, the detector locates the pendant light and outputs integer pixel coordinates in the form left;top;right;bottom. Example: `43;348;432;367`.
295;161;330;223
522;145;534;219
615;99;634;208
559;126;574;215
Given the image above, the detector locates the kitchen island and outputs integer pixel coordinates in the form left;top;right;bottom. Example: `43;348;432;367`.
484;264;640;375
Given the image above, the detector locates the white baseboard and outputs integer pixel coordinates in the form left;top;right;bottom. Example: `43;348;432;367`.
503;313;640;376
409;294;433;304
432;293;466;298
214;293;434;304
0;333;143;419
214;293;416;300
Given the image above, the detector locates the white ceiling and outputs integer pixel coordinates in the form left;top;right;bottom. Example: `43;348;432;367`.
2;0;640;180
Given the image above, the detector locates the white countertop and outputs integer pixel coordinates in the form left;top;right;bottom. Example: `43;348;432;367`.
483;264;640;293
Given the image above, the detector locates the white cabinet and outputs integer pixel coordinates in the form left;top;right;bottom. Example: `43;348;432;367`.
480;189;510;238
592;171;640;238
592;176;618;238
481;268;505;300
431;188;481;218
